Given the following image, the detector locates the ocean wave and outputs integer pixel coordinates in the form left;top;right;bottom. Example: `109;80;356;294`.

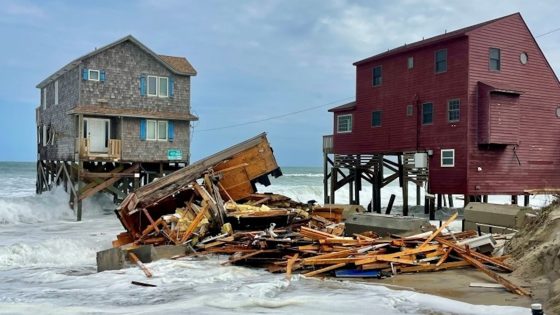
0;238;97;269
0;189;74;224
0;188;116;225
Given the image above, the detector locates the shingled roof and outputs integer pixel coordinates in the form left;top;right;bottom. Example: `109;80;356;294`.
354;13;520;66
158;55;197;75
37;35;197;88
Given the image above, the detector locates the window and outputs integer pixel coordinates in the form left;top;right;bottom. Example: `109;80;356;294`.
159;77;169;97
147;75;169;97
489;48;501;71
158;121;168;140
148;76;158;96
441;149;455;167
42;125;47;147
435;49;447;73
406;104;413;117
371;111;382;127
54;80;59;105
448;99;460;122
89;70;100;81
422;102;433;125
520;52;528;64
42;88;46;109
337;114;352;133
407;57;414;69
147;120;168;140
372;66;382;86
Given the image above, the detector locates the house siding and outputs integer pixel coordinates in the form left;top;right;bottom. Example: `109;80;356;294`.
467;14;560;194
120;118;191;162
334;37;470;194
37;66;80;160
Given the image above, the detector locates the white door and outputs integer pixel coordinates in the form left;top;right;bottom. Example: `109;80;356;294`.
84;118;110;153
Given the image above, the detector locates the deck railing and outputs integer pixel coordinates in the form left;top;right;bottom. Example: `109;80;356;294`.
77;138;121;160
323;135;333;154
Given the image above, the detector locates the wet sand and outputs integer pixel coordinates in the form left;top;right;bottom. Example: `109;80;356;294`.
368;268;531;307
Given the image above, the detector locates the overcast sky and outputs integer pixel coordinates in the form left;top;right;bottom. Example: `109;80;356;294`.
1;0;559;165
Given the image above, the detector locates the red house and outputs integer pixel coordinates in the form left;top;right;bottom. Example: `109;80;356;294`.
325;13;560;213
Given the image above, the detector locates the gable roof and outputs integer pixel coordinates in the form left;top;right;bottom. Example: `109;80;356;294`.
353;12;520;66
37;35;197;88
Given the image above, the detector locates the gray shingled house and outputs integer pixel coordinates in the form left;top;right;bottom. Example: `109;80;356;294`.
35;35;198;220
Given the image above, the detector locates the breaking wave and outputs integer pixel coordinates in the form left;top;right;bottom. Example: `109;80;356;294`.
0;189;75;224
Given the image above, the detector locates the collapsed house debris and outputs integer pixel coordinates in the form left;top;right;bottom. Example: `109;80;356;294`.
98;133;530;299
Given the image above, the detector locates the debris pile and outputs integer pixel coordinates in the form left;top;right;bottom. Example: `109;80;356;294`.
197;212;529;296
105;133;530;298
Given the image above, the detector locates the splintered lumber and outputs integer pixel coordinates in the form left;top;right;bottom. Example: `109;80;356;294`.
302;249;355;263
355;244;440;266
180;204;210;243
128;252;153;278
300;226;339;240
418;212;458;248
436;248;452;266
457;250;530;296
285;253;299;280
303;263;347;277
435;237;513;272
360;262;391;270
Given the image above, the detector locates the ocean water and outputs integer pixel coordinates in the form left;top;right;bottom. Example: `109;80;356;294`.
0;162;537;314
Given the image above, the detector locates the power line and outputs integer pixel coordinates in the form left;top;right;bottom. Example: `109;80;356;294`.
196;96;353;132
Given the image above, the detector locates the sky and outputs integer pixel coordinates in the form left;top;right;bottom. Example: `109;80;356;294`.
1;0;559;166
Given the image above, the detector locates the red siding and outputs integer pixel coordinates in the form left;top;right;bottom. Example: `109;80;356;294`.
467;14;560;194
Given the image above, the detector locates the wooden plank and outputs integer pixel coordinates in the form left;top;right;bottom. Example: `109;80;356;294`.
419;212;458;248
457;250;530;296
128;252;153;278
435;237;513;272
180;203;210;243
285;253;299;280
360;262;391;270
303;263;346;277
79;164;139;201
355;244;440;266
436;247;452;266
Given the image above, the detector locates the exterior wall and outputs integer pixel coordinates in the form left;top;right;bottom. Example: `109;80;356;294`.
37;66;80;160
120;118;191;162
333;37;470;193
80;41;191;114
467;14;560;194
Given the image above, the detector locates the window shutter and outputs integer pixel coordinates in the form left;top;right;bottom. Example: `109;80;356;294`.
140;75;146;96
82;68;89;80
140;119;147;140
100;70;106;82
168;121;174;142
169;77;174;97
